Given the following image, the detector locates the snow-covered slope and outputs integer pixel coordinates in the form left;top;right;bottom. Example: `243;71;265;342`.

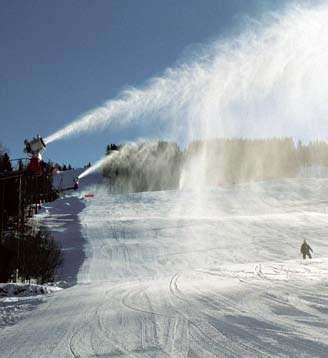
1;178;328;357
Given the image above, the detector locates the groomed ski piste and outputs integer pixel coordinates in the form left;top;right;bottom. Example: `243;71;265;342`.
1;171;328;357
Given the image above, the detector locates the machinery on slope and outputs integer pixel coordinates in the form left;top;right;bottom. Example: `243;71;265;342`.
24;135;46;175
24;135;79;190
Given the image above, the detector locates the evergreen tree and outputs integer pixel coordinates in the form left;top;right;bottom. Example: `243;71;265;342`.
0;152;12;172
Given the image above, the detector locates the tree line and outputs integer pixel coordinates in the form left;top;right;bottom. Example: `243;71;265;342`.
54;163;73;171
102;138;328;192
103;141;182;192
0;227;62;283
0;145;61;283
297;140;328;166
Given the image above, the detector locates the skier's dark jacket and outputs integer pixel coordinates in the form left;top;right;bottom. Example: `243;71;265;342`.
300;241;313;255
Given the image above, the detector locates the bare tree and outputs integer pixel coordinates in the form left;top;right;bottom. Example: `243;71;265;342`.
0;142;6;156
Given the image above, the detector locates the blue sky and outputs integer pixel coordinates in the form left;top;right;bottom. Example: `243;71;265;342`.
1;0;286;166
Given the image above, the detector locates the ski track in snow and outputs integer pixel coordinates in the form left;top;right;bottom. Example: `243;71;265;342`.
1;178;328;357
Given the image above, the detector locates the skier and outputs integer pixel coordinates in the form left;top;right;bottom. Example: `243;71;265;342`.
300;239;313;259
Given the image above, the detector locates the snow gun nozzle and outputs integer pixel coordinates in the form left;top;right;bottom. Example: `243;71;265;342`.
73;177;79;190
24;135;46;156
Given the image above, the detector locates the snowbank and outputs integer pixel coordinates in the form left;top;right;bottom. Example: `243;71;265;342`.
0;283;63;298
0;283;65;327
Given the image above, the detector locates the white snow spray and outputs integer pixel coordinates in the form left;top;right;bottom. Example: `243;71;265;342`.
48;2;328;189
45;3;328;148
78;143;143;180
78;157;109;180
78;141;179;186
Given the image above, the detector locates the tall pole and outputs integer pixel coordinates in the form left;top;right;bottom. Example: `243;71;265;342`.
17;175;23;282
0;181;4;241
18;176;22;231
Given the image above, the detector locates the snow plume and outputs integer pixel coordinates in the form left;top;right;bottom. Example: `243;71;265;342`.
78;141;182;192
45;2;328;147
78;142;147;180
78;157;109;180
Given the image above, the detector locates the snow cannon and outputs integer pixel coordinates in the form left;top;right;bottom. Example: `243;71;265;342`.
24;135;46;157
73;177;79;190
60;177;80;192
24;135;46;175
